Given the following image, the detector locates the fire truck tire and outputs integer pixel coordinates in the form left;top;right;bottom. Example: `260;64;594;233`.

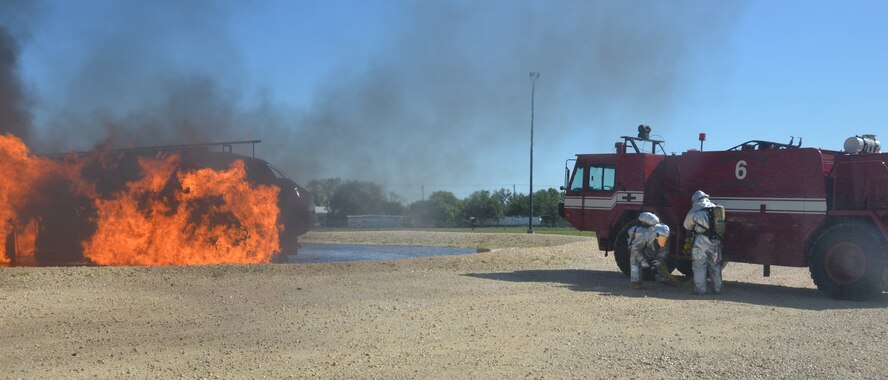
809;223;887;300
613;222;634;277
273;233;299;264
271;236;298;264
613;221;657;280
672;258;694;277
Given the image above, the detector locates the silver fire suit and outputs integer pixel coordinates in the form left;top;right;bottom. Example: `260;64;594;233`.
683;191;723;294
628;213;670;285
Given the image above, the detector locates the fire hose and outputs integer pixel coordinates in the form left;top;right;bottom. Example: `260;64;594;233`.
657;264;688;288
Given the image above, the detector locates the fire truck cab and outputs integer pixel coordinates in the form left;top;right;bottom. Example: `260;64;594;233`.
560;126;888;299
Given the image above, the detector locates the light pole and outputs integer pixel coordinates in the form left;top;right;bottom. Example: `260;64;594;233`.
528;71;540;234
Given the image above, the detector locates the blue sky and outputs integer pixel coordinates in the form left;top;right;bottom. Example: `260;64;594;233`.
5;0;888;202
696;0;888;151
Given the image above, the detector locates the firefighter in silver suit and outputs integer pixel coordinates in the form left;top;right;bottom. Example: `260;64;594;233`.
628;212;671;287
683;190;723;294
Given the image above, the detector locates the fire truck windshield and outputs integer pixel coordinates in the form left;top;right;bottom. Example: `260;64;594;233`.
569;164;616;193
569;166;584;192
588;165;615;191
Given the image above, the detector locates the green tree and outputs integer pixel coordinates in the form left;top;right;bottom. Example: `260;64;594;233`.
408;191;463;227
306;178;342;209
505;192;528;216
431;191;463;226
533;188;562;227
502;188;562;225
327;180;390;226
383;192;406;216
463;190;504;224
492;188;512;209
407;200;433;227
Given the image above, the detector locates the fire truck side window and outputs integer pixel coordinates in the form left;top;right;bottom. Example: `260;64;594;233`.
588;165;615;192
569;166;585;192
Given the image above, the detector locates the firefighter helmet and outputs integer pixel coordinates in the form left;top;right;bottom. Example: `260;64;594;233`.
638;212;660;226
691;190;709;203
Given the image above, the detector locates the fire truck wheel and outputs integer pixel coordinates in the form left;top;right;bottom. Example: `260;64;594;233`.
275;233;299;263
671;258;693;277
613;221;657;281
613;223;634;277
810;224;887;300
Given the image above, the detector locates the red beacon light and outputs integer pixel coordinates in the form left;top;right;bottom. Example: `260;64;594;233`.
698;132;706;151
615;142;625;153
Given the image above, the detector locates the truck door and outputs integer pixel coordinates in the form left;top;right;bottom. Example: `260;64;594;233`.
561;162;586;230
563;156;622;236
581;163;618;231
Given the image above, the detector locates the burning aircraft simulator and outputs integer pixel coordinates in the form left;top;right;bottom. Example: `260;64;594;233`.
560;126;888;299
1;137;314;266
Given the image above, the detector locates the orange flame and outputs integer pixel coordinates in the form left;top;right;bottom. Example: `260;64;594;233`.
13;220;38;265
83;156;281;265
0;133;283;266
0;134;58;265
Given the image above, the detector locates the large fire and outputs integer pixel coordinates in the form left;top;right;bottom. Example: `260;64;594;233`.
0;134;283;266
0;135;86;265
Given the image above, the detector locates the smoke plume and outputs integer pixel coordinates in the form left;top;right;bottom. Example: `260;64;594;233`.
22;0;744;200
0;0;39;142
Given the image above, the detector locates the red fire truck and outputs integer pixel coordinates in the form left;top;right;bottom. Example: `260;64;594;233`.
559;126;887;299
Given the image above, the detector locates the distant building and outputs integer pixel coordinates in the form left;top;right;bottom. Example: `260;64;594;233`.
477;216;542;227
347;215;404;228
314;206;328;226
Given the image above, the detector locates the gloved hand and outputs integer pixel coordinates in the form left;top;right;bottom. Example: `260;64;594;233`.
650;260;660;270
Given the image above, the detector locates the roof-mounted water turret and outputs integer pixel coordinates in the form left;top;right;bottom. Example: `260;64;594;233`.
618;125;666;154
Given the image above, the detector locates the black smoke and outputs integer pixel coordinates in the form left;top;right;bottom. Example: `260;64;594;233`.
23;0;744;199
0;0;39;142
268;1;745;197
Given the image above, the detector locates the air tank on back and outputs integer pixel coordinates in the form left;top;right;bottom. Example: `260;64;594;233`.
844;135;881;154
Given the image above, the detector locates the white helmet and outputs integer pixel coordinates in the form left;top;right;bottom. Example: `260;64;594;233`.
653;223;670;248
638;212;660;227
653;223;670;237
691;190;709;203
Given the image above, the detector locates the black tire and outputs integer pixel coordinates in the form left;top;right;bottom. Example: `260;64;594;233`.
277;233;299;260
271;235;297;264
613;222;634;276
613;221;658;280
809;223;887;300
670;256;693;277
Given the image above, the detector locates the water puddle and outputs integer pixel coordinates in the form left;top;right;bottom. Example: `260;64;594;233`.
290;243;477;263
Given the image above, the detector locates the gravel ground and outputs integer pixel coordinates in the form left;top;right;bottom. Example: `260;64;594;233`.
300;230;590;249
1;230;886;379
